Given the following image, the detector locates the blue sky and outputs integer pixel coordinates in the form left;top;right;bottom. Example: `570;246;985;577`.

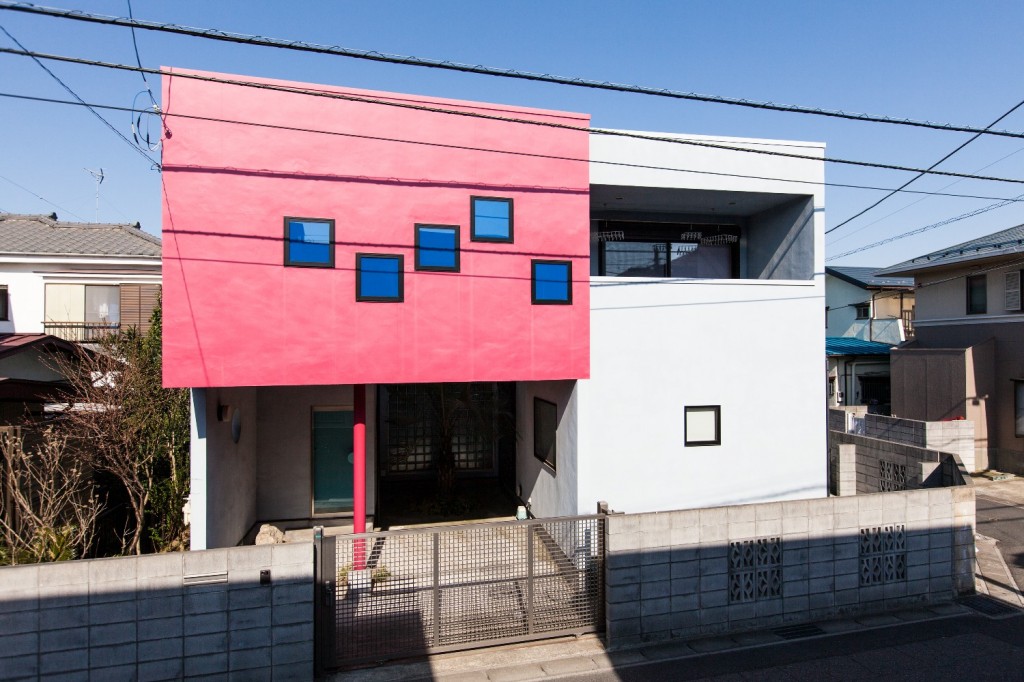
2;0;1024;267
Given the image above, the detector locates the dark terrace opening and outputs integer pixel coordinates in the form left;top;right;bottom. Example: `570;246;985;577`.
376;382;518;528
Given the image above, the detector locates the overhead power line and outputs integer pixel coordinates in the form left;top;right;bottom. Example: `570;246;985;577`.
0;171;87;220
6;48;1024;188
0;25;159;168
826;97;1024;235
4;2;1024;142
8;89;1024;205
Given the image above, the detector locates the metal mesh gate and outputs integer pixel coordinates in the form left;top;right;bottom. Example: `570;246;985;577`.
315;515;605;669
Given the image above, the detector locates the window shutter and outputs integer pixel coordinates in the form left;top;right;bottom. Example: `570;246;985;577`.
1006;271;1022;311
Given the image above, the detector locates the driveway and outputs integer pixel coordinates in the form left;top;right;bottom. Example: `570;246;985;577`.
972;476;1024;594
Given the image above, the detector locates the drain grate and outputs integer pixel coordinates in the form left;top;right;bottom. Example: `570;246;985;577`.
773;624;826;640
960;595;1022;618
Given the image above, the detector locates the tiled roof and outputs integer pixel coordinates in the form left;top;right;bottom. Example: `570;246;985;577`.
825;266;913;288
876;224;1024;276
825;337;895;356
0;213;161;258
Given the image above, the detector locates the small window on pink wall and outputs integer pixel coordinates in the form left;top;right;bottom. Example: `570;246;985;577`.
471;196;513;243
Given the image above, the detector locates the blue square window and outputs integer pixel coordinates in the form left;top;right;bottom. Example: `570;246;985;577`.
471;196;513;242
532;260;572;305
415;224;460;272
356;254;404;302
284;217;334;267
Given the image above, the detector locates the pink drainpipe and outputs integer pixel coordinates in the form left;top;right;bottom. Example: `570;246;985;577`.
354;384;367;569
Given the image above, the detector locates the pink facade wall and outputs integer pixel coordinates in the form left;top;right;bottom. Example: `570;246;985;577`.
161;69;590;388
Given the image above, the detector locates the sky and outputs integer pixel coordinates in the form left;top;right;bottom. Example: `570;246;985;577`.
2;0;1024;268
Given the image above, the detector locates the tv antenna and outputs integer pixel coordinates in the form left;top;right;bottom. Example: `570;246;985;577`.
84;168;104;222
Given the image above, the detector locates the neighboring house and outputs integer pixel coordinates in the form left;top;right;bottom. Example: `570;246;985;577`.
824;266;915;412
0;333;79;423
877;224;1024;473
0;213;162;342
160;70;826;550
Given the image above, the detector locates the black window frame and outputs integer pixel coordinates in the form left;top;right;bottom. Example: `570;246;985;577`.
283;216;335;268
355;253;405;303
595;221;741;279
531;259;573;305
470;196;514;243
685;405;722;447
414;224;461;272
0;285;8;321
533;397;557;471
967;274;987;315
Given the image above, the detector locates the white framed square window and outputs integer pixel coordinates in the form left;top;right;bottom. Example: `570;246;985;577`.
685;405;721;446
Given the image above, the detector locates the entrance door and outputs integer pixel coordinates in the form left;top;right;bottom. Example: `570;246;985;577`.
313;409;354;514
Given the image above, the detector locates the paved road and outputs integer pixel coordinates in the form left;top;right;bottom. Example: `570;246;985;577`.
976;491;1024;594
555;613;1024;681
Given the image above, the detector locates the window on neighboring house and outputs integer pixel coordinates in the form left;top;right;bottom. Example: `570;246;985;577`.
471;196;513;242
44;284;120;341
415;224;460;272
356;254;404;302
0;285;8;321
531;260;572;304
685;405;721;446
284;217;334;267
1016;381;1024;438
533;397;557;470
967;274;987;315
855;302;871;319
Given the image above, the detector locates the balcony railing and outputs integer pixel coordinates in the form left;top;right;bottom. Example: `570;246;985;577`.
43;322;120;343
901;310;915;339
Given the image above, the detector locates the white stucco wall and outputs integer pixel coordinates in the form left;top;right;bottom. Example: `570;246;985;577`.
515;380;579;518
825;275;869;338
577;277;827;514
0;257;161;335
255;384;376;523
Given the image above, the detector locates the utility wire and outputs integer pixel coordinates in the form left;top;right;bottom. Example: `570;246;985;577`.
0;26;159;168
7;90;1024;204
125;0;154;104
826;190;1024;261
826;97;1024;235
6;48;1024;187
0;171;87;220
4;1;1024;142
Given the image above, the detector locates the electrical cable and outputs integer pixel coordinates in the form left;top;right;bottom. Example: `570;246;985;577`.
826;97;1024;235
0;171;88;220
4;1;1024;141
0;26;159;168
5;47;1024;187
6;90;1024;204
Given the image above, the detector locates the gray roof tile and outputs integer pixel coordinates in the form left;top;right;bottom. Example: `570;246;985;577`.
0;213;161;258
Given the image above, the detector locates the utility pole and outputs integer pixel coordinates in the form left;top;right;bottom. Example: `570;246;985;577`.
84;168;104;222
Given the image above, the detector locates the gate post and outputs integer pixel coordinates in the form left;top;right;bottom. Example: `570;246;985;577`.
433;531;441;647
526;523;535;634
313;526;336;675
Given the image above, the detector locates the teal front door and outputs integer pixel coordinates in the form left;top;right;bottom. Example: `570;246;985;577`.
312;409;354;514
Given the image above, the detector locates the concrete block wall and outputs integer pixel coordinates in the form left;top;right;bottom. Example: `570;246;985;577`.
0;544;313;681
604;487;975;647
829;430;970;495
829;408;976;473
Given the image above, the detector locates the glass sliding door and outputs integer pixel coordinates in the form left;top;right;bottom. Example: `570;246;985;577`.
312;409;354;514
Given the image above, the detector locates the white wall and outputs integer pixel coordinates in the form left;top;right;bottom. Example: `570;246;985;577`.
825;275;869;338
515;380;579;518
255;384;376;523
0;258;161;335
577;277;827;514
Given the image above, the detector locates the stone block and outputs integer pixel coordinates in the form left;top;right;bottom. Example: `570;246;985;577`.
138;615;182;641
40;624;88;653
88;557;137;585
835;512;860;530
783;595;809;614
670;546;700;563
670;577;698;597
755;517;782;536
642;613;674;637
700;606;728;625
90;621;136;647
641;580;670;601
606;552;640;571
229;606;271;631
835;573;859;591
184;588;227;615
859;585;884;604
36;581;89;610
727;602;756;622
729;521;756;539
184;610;228;635
808;577;834;595
137;552;184;580
89;642;136;669
641;563;670;583
930;561;952;578
727;504;756;524
700;589;727;608
670;609;701;632
607;616;640;639
138;635;183;662
783;548;809;567
858;495;884;512
609;513;641;535
231;626;272;651
699;523;727;543
606;531;640;553
184;549;228;577
607;600;640;621
670;560;699;580
640;546;670;566
0;565;38;597
669;524;699;546
699;557;726;577
702;572;729;593
929;548;951;565
186;632;229;657
89;577;137;605
0;608;38;635
38;649;86;676
272;660;313;681
835;588;859;605
640;512;671;533
228;545;274;572
230;586;272;610
271;602;311;627
883;581;908;600
641;597;670;617
0;632;38;657
808;515;835;536
782;500;809;518
783;580;809;598
268;561;312;584
756;598;784;618
929;530;952;549
185;652;229;677
670;593;698;612
138;658;184;682
699;543;728;559
809;591;835;610
272;622;313;646
90;599;137;626
607;583;640;604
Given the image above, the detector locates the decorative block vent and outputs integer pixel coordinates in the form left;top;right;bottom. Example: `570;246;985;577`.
879;460;908;492
729;537;782;603
859;524;906;586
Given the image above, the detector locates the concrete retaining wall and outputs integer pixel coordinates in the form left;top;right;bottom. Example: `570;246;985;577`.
829;408;975;473
604;488;975;647
0;544;313;680
829;430;970;495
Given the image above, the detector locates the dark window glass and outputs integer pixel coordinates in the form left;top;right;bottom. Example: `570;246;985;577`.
669;243;733;278
357;254;404;302
0;286;8;321
685;405;721;446
855;303;871;319
603;242;666;277
533;397;557;470
471;197;513;242
596;221;739;279
1016;381;1024;437
532;260;572;304
967;274;987;314
415;225;460;271
285;218;334;267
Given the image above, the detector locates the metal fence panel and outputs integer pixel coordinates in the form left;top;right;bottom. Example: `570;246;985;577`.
317;515;605;668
